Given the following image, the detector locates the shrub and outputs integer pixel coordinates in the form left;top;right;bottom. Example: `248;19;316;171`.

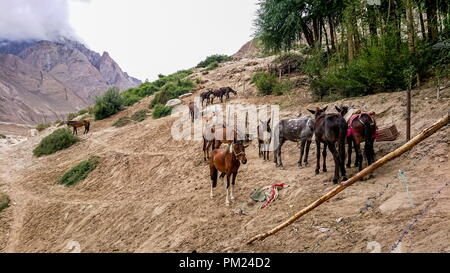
59;156;100;186
77;109;88;116
252;72;279;95
206;61;219;71
33;128;80;157
112;116;132;127
152;104;172;119
196;55;232;68
130;109;149;122
273;79;293;96
0;134;6;139
36;123;51;132
67;112;78;120
94;87;123;120
149;79;193;108
0;193;9;212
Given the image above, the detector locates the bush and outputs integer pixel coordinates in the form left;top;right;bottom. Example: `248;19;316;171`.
94;87;123;120
206;61;219;71
59;156;100;186
196;55;232;68
130;109;149;122
67;113;78;120
152;104;172;119
252;72;279;95
77;109;88;116
33;128;80;157
120;70;193;107
112;116;132;127
149;79;193;108
36;123;51;132
0;193;9;212
0;133;6;139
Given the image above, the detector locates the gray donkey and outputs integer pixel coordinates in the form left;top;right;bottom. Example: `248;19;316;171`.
273;116;315;168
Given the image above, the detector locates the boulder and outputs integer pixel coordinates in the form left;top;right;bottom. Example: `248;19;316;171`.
165;99;182;107
179;93;193;99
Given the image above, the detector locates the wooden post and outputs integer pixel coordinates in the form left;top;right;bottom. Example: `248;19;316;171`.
245;112;449;245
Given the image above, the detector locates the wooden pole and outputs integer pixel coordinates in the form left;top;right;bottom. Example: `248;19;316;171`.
245;112;449;245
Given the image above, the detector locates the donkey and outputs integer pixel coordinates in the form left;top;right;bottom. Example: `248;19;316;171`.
210;87;237;104
200;90;213;106
209;141;248;206
202;112;227;161
273;116;315;168
257;119;272;161
66;120;90;135
336;106;377;171
188;101;199;122
308;106;347;184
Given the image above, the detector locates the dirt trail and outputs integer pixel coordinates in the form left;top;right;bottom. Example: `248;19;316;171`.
0;57;449;253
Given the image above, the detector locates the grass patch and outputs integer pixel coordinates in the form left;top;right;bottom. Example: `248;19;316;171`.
36;123;51;132
59;156;100;186
152;104;172;119
33;128;80;157
130;109;149;122
196;54;232;68
112;116;132;127
0;193;10;212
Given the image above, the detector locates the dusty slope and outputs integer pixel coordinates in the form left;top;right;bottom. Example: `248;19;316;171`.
0;57;449;253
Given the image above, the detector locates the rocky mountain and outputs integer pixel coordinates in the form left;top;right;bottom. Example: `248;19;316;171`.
0;38;141;128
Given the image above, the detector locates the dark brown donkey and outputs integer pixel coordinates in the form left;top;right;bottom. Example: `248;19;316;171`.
209;141;248;206
335;106;377;171
66;120;90;135
308;106;347;184
188;101;199;122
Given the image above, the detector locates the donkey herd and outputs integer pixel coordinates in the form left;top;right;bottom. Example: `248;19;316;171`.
195;90;379;205
64;84;378;207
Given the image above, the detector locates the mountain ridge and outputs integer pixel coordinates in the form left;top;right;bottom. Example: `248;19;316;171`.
0;38;141;131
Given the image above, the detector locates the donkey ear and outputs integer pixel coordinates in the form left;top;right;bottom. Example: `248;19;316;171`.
307;109;316;115
335;106;341;113
267;118;271;125
322;105;328;112
244;144;249;148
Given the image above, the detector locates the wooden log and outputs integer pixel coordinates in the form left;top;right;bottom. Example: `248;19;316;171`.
245;112;449;245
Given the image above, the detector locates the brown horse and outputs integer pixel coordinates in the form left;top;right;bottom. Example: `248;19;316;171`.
66;120;90;135
336;106;377;171
202;125;237;161
188;101;199;122
209;141;248;206
308;106;347;184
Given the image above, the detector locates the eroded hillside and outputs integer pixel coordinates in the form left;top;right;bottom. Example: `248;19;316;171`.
0;56;449;253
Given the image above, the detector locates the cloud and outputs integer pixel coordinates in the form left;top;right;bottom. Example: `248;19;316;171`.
0;0;86;41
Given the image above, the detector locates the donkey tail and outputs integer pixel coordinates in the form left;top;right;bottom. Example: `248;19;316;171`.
363;116;375;164
338;120;347;164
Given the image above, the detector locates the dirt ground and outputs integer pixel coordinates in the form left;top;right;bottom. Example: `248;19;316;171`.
0;57;449;253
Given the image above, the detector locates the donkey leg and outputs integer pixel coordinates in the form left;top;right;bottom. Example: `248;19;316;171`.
322;143;328;172
346;137;353;168
304;140;312;166
355;142;363;172
315;140;321;174
298;139;306;167
225;173;231;206
327;142;340;184
276;140;285;168
230;172;237;201
210;165;218;198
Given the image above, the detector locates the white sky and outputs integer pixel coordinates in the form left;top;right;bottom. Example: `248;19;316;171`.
68;0;258;81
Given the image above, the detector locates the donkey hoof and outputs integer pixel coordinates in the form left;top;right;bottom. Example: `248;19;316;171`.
225;201;230;206
323;168;327;173
342;176;348;181
315;169;320;175
332;178;339;184
297;163;302;168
